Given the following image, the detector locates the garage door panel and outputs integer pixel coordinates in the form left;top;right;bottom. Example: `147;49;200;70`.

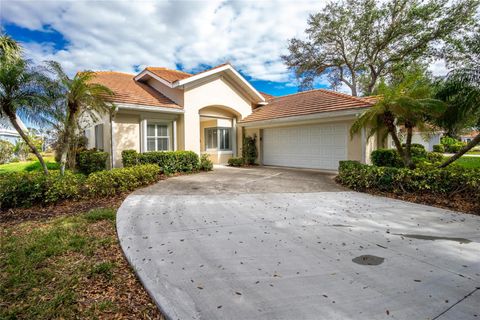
262;123;347;170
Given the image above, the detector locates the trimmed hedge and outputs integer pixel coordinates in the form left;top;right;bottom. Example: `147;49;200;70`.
371;149;403;167
228;157;244;167
0;164;161;209
337;160;479;201
199;154;213;171
121;150;200;174
433;144;445;153
77;150;108;174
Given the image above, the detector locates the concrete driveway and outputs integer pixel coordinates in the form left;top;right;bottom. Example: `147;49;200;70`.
117;166;480;320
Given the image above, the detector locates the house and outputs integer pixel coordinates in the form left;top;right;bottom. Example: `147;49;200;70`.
0;118;27;145
85;63;380;170
460;130;479;144
387;130;442;152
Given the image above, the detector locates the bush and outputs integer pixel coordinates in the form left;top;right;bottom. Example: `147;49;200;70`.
337;161;479;202
0;140;14;164
86;164;161;197
0;171;86;208
77;150;109;174
409;145;427;159
426;152;444;164
242;135;257;165
446;144;464;153
137;151;199;174
228;157;244;167
0;164;161;209
433;144;445;153
371;149;404;167
122;149;138;167
199;153;213;171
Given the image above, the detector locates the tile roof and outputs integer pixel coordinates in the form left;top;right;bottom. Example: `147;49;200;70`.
259;91;275;100
360;95;381;104
145;67;192;83
240;89;372;123
91;71;181;109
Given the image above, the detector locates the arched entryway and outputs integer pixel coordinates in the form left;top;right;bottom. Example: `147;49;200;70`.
199;105;241;164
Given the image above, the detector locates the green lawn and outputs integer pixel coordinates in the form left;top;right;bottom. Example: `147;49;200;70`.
452;156;480;169
0;208;161;319
0;157;59;174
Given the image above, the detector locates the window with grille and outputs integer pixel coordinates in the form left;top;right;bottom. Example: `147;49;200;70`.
205;127;231;151
147;124;169;151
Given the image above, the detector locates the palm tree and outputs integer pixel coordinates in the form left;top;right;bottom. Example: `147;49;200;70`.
436;71;480;167
44;61;114;175
351;72;445;169
0;36;50;174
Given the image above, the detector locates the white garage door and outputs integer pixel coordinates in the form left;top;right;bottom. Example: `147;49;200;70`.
262;123;348;170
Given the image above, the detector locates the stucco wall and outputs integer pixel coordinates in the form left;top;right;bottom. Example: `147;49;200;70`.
183;76;253;154
113;113;140;167
146;79;184;106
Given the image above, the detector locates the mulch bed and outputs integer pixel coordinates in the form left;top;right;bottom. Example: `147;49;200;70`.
363;190;480;215
0;194;128;225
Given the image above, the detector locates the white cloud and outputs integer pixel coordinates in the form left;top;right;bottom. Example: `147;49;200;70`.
1;0;326;83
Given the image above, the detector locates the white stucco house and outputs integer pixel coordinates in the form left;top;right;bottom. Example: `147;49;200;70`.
85;63;381;170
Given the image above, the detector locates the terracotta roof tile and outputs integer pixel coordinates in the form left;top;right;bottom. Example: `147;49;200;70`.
145;67;192;83
240;89;372;123
360;95;381;103
91;71;181;109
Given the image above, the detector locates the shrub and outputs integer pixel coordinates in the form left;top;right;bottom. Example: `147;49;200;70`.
228;157;244;167
199;153;213;171
137;151;199;174
0;171;85;208
371;149;403;167
409;145;427;159
0;140;14;164
0;164;161;209
242;135;257;165
433;144;445;153
441;136;458;147
445;144;464;153
77;150;109;174
426;152;444;164
85;164;161;197
122;149;138;167
337;161;480;202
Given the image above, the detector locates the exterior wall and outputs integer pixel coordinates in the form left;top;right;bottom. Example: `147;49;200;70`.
387;132;441;151
113;113;141;167
146;79;184;106
243;117;370;167
183;76;253;154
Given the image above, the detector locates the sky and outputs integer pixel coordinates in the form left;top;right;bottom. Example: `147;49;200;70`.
0;0;449;97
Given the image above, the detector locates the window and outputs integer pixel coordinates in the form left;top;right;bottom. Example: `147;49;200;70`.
94;124;104;150
147;124;169;151
205;127;231;151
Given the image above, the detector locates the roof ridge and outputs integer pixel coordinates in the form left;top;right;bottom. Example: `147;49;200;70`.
93;70;135;76
146;66;192;75
317;89;373;105
270;88;328;100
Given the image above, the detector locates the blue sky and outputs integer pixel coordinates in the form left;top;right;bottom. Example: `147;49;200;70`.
0;0;336;97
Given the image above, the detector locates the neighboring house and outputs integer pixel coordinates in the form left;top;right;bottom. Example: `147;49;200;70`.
460;130;479;144
387;130;442;152
0;117;27;145
86;63;381;170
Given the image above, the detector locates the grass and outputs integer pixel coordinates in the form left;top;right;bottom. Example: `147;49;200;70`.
0;208;162;319
0;156;59;174
452;156;480;169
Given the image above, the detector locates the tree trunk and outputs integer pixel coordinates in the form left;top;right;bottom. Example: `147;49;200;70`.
60;111;76;175
404;125;415;169
6;111;49;175
439;133;480;168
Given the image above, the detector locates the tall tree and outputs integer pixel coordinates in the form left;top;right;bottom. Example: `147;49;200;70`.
282;0;478;96
0;35;50;174
435;30;480;167
44;61;114;175
351;70;445;168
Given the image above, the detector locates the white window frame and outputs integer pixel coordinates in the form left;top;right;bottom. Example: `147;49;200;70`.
146;123;170;152
205;127;232;151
